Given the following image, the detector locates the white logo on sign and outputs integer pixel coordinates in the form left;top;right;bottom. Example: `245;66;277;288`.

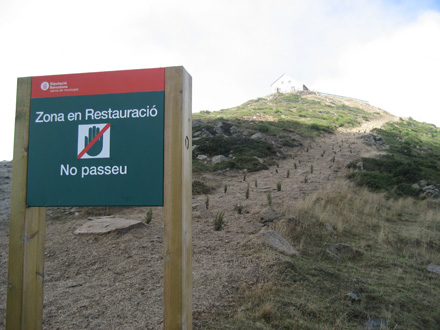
41;81;49;91
77;123;111;159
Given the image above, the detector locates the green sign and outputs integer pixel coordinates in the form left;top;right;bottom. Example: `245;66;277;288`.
27;69;165;206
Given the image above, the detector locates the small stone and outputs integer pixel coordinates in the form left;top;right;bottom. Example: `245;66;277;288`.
326;243;363;259
259;229;299;256
230;126;239;135
251;132;264;140
214;126;224;135
192;119;202;128
325;223;335;232
74;217;143;235
364;318;387;328
427;264;440;275
259;208;283;224
212;155;228;164
344;292;361;303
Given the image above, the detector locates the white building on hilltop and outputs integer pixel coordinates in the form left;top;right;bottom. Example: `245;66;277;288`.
271;74;309;93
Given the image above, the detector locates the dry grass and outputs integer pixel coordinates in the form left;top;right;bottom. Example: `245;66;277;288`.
214;182;440;329
280;182;440;265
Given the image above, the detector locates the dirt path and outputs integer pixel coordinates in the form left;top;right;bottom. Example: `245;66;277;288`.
0;119;390;329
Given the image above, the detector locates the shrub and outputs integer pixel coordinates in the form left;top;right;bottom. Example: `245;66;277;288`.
213;211;225;231
267;191;273;207
192;180;214;195
245;184;250;199
277;182;281;191
258;123;270;133
348;171;396;191
144;208;153;224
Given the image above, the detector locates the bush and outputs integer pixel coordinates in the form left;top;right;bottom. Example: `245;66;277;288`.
348;171;396;191
195;136;276;159
192;180;214;195
213;211;225;231
144;208;153;224
235;204;243;214
258;124;270;133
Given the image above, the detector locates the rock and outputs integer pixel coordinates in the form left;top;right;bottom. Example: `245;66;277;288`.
362;134;376;145
251;132;264;140
427;264;440;275
411;183;420;190
197;155;208;161
230;126;239;135
344;292;361;303
258;228;299;256
194;202;210;218
422;185;440;199
214;126;224;135
326;243;363;260
418;179;428;187
193;130;202;138
74;216;144;235
192;119;202;128
364;318;387;329
212;155;228;164
259;208;283;224
324;223;335;232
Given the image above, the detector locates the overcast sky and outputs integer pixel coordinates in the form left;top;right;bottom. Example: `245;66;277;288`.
1;0;440;160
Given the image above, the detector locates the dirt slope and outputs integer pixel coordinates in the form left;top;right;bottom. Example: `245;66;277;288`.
0;118;392;329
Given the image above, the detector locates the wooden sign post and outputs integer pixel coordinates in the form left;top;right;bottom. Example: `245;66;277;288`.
6;77;46;330
164;67;193;329
6;66;192;329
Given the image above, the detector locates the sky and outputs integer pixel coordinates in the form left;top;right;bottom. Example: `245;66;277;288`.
1;0;440;160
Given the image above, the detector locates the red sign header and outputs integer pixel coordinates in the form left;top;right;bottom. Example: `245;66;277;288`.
31;68;165;98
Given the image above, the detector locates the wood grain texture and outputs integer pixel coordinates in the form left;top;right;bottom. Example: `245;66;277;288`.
163;66;193;330
6;77;46;330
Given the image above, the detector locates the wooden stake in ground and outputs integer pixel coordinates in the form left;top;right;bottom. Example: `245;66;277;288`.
164;67;193;329
6;77;47;330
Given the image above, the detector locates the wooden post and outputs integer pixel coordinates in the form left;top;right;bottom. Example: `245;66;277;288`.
6;77;47;330
163;67;192;329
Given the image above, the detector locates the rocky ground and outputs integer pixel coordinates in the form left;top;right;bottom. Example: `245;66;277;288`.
0;121;389;329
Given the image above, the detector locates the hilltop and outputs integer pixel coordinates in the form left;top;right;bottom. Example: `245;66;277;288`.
1;91;439;329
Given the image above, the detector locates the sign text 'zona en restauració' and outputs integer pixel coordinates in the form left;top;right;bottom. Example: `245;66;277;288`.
27;68;165;206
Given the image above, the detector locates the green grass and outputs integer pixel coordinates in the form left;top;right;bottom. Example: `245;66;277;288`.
192;92;381;173
193;135;277;172
348;119;440;197
193;92;377;138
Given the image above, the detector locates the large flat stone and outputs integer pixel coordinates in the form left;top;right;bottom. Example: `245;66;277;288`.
74;216;143;235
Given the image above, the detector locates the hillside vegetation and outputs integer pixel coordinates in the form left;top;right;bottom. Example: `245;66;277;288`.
193;91;440;198
191;91;440;329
